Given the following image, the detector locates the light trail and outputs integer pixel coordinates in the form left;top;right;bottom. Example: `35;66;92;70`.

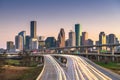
37;54;119;80
62;55;112;80
37;55;67;80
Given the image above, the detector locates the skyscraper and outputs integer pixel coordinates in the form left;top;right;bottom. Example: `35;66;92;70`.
57;28;65;47
69;30;75;46
45;37;56;48
87;39;94;51
38;41;45;50
81;32;88;45
96;41;99;45
87;39;93;45
18;31;26;49
30;21;37;38
106;35;109;44
99;32;106;50
15;35;23;50
38;36;45;49
115;38;119;44
75;24;81;46
6;41;14;51
29;38;38;50
65;39;69;47
38;36;45;41
25;35;31;50
108;34;117;51
108;34;116;44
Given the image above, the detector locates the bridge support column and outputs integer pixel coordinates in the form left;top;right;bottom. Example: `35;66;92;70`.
85;48;88;54
60;49;65;54
31;57;33;61
36;57;38;62
40;57;43;63
75;48;79;54
58;57;62;62
112;46;115;55
55;49;58;53
112;46;115;62
85;48;88;58
97;47;100;61
97;47;100;54
67;49;70;54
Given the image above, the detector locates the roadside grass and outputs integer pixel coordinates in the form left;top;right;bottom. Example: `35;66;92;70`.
95;62;120;75
0;65;43;80
19;66;43;80
6;59;39;67
6;59;20;65
0;59;43;80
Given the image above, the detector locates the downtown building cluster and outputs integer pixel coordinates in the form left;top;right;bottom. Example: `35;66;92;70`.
6;21;120;53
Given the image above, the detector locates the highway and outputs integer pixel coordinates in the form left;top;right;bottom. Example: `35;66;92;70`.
81;56;120;80
37;54;120;80
62;55;112;80
36;55;67;80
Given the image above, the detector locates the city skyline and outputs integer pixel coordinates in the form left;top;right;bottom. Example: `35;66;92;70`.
3;21;120;50
0;0;120;48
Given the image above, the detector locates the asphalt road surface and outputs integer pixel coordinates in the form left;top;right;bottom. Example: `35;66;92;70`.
37;54;120;80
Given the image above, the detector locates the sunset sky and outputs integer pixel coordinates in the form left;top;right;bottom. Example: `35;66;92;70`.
0;0;120;48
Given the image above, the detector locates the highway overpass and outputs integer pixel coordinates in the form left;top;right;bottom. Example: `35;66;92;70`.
36;54;120;80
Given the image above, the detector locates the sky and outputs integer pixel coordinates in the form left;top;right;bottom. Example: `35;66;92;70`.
0;0;120;48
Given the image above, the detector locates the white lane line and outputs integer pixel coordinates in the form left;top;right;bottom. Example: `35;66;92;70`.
36;57;45;80
78;56;112;80
46;55;67;80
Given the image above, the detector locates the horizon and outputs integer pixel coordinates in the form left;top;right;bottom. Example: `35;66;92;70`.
0;0;120;48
